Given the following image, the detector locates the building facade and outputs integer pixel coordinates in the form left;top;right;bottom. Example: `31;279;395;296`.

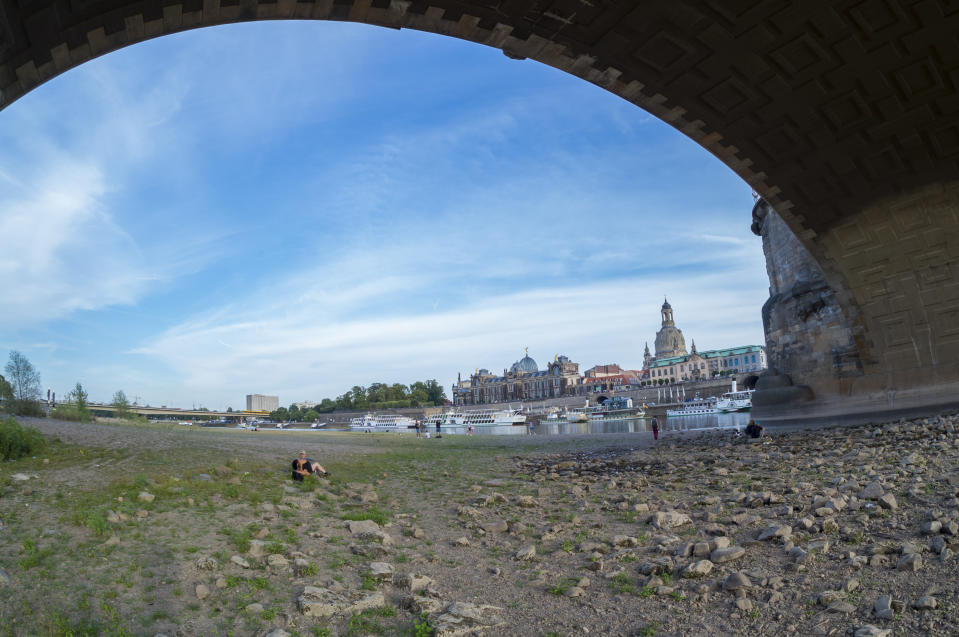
452;351;581;406
246;394;279;412
642;300;767;382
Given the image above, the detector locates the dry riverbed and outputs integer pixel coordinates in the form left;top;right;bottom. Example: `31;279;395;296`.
1;416;957;637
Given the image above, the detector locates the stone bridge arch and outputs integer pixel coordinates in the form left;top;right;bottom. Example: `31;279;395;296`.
2;1;959;421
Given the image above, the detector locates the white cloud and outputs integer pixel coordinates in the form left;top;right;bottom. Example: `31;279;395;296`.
0;160;153;326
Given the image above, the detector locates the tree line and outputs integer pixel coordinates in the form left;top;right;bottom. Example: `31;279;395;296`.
269;379;447;422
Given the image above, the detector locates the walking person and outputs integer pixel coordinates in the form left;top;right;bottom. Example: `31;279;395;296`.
651;417;659;441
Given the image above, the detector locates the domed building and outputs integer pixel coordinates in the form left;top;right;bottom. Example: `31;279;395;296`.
511;350;539;374
452;350;582;405
653;298;687;359
642;299;768;383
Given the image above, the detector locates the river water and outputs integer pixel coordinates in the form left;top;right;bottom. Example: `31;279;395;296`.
534;411;753;436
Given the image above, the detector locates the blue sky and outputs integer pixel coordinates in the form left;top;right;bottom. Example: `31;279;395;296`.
0;21;768;409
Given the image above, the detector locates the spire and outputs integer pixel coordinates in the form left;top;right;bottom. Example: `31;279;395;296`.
691;339;697;355
525;346;529;357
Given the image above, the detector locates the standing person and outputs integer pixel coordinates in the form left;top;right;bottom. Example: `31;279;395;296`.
528;420;534;435
415;420;422;438
651;417;659;441
435;420;442;438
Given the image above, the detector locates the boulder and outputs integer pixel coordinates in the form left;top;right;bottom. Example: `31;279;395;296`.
649;511;692;529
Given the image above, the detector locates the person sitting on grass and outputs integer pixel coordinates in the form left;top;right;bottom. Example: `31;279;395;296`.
292;450;329;481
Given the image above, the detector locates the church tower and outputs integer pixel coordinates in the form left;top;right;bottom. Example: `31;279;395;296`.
643;342;652;369
654;298;688;359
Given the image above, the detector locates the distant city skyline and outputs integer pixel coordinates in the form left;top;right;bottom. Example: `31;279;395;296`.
0;21;767;410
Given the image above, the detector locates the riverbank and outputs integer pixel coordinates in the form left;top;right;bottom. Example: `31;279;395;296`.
1;415;957;636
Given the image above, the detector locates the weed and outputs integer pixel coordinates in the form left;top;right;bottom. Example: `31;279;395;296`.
312;628;333;637
609;573;637;595
560;540;574;553
547;578;577;595
260;608;277;621
361;574;377;591
669;591;685;601
637;623;659;637
412;612;435;637
341;506;390;526
638;585;656;598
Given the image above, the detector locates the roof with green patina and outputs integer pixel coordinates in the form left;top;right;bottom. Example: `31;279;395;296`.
648;345;764;368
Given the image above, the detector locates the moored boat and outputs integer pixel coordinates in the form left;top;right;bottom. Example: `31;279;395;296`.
349;413;416;431
666;396;719;417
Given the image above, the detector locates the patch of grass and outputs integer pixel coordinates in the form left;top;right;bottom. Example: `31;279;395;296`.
609;572;637;595
547;578;577;596
638;585;656;598
669;590;685;601
18;539;54;570
341;505;390;526
312;628;333;637
266;541;287;555
638;623;660;637
560;540;574;553
412;612;435;637
395;552;409;563
361;574;377;591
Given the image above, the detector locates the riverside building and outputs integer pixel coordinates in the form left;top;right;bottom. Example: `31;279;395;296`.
452;350;581;406
642;299;767;382
245;394;279;412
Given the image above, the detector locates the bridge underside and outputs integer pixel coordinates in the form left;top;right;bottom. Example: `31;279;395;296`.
2;1;959;422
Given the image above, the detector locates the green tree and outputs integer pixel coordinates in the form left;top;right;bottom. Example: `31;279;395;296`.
318;398;335;413
4;351;42;414
303;409;319;422
112;390;131;419
0;374;13;409
270;407;290;422
424;379;446;405
226;406;233;412
409;388;428;406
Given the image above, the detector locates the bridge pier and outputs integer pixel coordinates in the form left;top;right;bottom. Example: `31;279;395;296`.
752;185;959;424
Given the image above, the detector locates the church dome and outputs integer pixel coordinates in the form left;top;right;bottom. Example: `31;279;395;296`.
662;298;672;310
511;354;538;374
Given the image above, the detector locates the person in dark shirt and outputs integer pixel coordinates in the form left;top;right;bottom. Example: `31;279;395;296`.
745;420;764;439
292;450;328;481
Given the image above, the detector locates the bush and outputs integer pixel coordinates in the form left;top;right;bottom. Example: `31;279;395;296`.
0;416;46;460
3;399;46;417
50;403;94;423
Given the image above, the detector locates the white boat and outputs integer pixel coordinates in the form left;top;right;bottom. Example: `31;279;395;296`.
666;396;719;417
349;413;416;431
177;420;193;426
310;422;326;429
450;408;526;426
716;389;754;413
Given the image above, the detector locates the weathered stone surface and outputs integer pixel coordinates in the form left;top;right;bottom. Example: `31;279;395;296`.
682;560;713;578
859;481;885;500
369;562;394;580
194;584;210;600
710;546;745;563
297;587;385;618
649;511;692;529
137;491;155;503
230;555;250;569
514;545;536;561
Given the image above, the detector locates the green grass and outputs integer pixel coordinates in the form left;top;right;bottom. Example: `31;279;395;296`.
609;572;637;595
547;578;578;596
341;505;390;526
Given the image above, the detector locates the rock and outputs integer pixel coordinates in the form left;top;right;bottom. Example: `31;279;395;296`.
196;473;212;481
735;598;752;612
267;554;289;568
11;473;37;482
481;521;509;534
397;574;433;592
920;520;942;535
612;535;638;548
0;567;9;586
854;627;891;637
297;587;385;618
710;546;746;563
682;560;713;579
516;495;537;508
877;494;897;510
912;595;936;610
822;518;839;533
453;537;470;547
757;524;791;541
897;553;922;571
106;510;121;524
293;558;310;575
564;586;584;597
873;595;894;620
369;562;394;580
347;520;392;545
104;535;120;546
649;511;692;529
215;577;227;588
213;465;233;477
859;481;885;500
262;628;289;637
194;557;218;571
827;601;855;614
230;555;251;569
515;545;536;561
429;601;504;635
137;491;155;503
723;572;751;591
195;584;210;600
248;540;267;557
